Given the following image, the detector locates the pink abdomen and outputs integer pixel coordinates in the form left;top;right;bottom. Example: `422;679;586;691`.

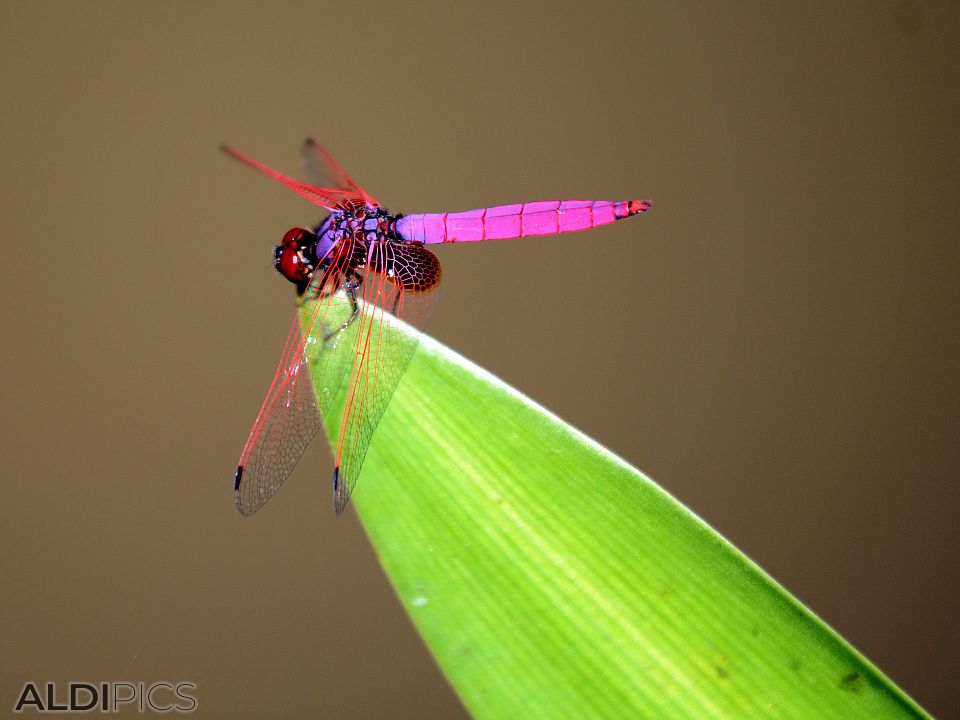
395;199;651;245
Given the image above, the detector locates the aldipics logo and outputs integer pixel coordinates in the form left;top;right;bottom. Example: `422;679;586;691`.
13;682;198;714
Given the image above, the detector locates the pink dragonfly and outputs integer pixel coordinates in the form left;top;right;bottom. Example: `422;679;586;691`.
224;140;651;516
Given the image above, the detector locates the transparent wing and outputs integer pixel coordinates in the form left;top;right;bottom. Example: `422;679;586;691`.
331;242;441;514
300;138;379;209
222;144;378;212
234;245;360;515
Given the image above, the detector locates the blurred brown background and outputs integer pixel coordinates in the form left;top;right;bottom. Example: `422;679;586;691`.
1;1;957;717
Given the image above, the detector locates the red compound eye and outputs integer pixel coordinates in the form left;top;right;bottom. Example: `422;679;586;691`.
274;228;314;285
280;227;308;248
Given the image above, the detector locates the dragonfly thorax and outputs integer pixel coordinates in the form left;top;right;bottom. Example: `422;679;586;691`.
325;206;395;243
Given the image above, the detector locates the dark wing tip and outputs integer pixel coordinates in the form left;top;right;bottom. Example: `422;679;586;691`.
332;466;346;516
234;465;255;517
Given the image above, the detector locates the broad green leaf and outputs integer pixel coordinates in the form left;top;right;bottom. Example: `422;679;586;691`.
303;304;929;719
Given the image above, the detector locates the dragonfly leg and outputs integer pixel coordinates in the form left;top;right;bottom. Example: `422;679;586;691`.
323;276;360;342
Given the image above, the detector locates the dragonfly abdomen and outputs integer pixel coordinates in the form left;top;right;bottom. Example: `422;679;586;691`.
395;199;651;244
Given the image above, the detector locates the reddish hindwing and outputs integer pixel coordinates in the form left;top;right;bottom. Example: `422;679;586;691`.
388;243;442;292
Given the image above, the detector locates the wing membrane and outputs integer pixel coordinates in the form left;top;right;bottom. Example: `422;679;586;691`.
234;245;359;515
300;137;379;209
332;243;440;514
222;144;378;212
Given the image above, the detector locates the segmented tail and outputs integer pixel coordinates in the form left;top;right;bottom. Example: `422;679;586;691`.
395;199;651;244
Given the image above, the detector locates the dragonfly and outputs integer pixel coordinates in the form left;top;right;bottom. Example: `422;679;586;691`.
224;139;651;516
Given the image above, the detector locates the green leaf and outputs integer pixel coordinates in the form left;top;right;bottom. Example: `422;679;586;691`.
306;307;930;719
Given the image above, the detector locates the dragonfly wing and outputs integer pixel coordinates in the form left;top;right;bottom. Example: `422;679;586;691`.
300;138;379;209
331;242;441;514
234;315;324;515
222;144;379;212
234;251;361;515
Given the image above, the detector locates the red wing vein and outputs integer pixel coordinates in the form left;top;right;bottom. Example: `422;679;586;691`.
331;244;440;514
234;246;358;515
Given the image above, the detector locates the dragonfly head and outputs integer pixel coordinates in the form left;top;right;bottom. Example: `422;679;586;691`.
274;227;319;287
